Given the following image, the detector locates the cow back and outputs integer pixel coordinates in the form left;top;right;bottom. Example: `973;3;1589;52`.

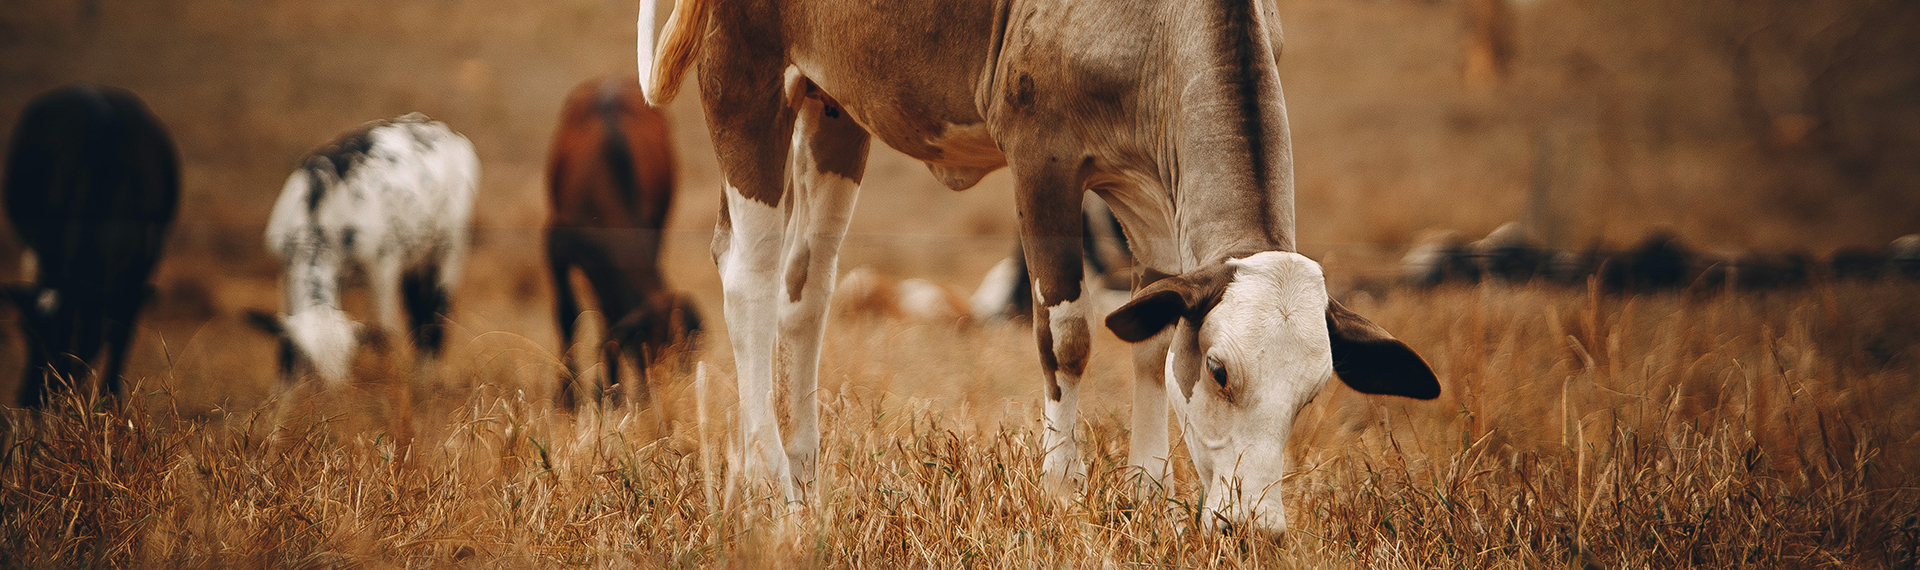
547;77;675;234
3;84;180;292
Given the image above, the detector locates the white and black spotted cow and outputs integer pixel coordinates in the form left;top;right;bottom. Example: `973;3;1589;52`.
250;113;478;390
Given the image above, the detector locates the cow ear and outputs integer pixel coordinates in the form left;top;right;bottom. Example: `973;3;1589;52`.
1105;286;1186;342
244;309;287;338
1106;264;1235;343
1325;299;1440;400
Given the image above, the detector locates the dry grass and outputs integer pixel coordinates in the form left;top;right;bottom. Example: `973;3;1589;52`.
5;282;1918;568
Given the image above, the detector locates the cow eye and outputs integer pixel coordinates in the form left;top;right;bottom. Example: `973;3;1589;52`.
1205;356;1228;388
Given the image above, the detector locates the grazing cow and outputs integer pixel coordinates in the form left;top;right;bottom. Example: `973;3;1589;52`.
545;76;701;410
2;84;179;408
251;114;477;391
638;0;1439;534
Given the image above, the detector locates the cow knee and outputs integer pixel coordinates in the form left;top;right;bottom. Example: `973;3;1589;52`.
1037;300;1090;400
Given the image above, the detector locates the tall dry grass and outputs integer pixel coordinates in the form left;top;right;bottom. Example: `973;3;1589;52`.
4;281;1917;568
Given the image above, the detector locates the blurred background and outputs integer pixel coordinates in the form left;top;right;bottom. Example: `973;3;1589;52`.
1;0;1917;411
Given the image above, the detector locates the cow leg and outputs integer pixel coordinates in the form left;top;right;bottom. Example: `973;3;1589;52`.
369;257;406;355
546;229;586;410
1129;330;1174;486
602;337;624;408
702;39;800;500
401;264;450;387
1125;267;1175;488
100;301;141;399
777;89;870;489
1013;162;1092;492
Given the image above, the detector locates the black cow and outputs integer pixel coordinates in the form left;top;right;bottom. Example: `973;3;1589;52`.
3;84;180;408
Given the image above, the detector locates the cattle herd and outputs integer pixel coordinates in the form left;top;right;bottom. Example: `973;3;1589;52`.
3;78;699;413
1401;221;1920;294
3;0;1914;540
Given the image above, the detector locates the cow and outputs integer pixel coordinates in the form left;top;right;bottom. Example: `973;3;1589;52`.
839;266;972;325
1596;231;1695;293
545;76;701;411
2;84;180;408
1471;222;1552;283
1890;234;1920;281
249;113;477;395
637;0;1440;535
1400;228;1477;288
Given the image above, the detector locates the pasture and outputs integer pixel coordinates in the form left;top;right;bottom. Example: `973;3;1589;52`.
4;0;1919;567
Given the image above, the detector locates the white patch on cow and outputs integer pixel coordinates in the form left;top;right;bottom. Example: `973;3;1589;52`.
264;115;477;387
35;288;58;316
716;181;795;498
284;307;359;386
1041;297;1088;490
1164;251;1332;535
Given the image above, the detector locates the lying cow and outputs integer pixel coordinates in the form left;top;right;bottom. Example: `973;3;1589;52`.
1399;228;1477;288
545;76;701;410
839;267;972;325
3;84;180;408
1831;234;1920;282
639;0;1439;535
251;113;478;393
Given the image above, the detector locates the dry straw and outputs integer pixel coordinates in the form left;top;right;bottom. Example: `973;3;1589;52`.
3;282;1919;567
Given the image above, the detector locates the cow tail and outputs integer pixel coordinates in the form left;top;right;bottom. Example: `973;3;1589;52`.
638;0;711;107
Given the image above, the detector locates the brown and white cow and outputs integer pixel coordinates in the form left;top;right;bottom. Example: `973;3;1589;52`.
545;76;701;411
3;84;180;408
639;0;1439;534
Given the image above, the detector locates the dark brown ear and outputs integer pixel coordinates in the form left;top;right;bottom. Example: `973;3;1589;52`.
1325;299;1440;400
244;309;286;338
1105;286;1187;342
1105;265;1236;343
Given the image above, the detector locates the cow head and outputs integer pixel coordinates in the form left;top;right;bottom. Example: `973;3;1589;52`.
7;283;74;406
247;307;367;387
1105;251;1438;536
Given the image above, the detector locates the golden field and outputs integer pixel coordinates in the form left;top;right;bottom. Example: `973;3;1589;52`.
2;0;1919;566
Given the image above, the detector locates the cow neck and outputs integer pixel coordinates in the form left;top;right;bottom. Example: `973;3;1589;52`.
1163;0;1297;268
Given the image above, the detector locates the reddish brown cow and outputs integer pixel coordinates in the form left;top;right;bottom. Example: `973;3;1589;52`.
545;76;700;410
